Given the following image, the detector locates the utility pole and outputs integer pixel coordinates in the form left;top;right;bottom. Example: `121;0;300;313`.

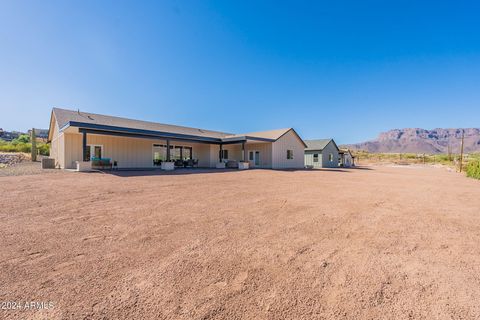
459;130;465;172
31;128;37;162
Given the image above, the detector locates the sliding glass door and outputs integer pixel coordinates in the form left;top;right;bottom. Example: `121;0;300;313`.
152;144;193;166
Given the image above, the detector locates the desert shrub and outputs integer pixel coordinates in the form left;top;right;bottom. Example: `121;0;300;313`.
0;139;49;155
0;142;31;153
466;160;480;180
12;134;30;144
37;143;50;156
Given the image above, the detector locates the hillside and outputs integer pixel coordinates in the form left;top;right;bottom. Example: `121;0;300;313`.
345;128;480;154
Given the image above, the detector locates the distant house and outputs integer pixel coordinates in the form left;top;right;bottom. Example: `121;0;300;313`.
29;128;49;140
47;108;307;170
0;129;22;141
339;149;354;167
304;139;339;168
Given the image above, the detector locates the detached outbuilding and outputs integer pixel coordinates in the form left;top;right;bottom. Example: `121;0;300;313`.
304;139;339;168
339;148;355;167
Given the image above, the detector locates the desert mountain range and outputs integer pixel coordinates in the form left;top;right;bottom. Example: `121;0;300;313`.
344;128;480;154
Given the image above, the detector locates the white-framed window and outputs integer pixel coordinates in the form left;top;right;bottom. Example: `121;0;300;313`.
313;153;319;162
287;149;294;160
86;145;103;160
329;153;334;162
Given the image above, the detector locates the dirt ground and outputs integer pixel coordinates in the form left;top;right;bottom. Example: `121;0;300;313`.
1;166;479;319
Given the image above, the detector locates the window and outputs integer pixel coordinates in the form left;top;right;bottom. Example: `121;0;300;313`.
219;149;229;160
329;153;334;162
86;145;102;160
153;144;193;164
85;146;91;161
174;146;182;160
184;147;192;160
94;146;102;158
287;150;294;159
313;154;319;162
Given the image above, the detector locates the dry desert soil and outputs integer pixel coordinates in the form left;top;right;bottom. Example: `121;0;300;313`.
1;166;480;319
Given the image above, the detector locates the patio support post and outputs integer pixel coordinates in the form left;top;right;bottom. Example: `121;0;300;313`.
166;139;171;161
82;131;88;161
242;142;246;161
180;147;183;160
219;144;223;162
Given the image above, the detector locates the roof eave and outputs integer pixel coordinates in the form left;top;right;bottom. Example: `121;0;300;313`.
67;121;223;143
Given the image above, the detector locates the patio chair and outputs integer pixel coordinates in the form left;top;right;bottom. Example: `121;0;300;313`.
174;159;184;167
226;160;238;168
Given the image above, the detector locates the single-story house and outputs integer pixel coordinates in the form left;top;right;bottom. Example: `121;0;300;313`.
48;108;307;170
339;148;355;167
304;139;340;168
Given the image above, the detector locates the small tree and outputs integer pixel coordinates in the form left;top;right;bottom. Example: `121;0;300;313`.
12;134;30;144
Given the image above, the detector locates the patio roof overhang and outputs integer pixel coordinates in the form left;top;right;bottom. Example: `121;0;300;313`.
220;136;275;144
64;121;225;145
64;121;276;146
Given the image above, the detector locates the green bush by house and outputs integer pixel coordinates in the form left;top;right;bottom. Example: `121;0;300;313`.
466;159;480;180
0;136;50;156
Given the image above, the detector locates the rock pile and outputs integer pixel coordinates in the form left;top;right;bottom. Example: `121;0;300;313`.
0;153;30;167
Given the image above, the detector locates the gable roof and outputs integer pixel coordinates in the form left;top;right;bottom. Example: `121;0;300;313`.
49;108;307;146
51;107;232;140
304;139;339;151
225;128;291;140
339;148;353;156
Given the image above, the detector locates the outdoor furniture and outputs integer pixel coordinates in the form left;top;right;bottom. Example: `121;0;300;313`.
153;159;162;166
226;160;238;168
91;157;112;170
174;159;184;167
182;159;199;168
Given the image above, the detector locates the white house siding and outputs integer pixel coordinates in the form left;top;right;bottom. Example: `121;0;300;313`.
304;152;315;168
61;132;221;169
48;121;64;168
57;133;65;169
341;153;353;167
271;130;305;169
321;141;339;168
244;142;272;168
222;144;243;161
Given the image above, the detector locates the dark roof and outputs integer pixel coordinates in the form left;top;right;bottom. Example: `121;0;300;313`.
304;139;338;151
52;107;232;139
50;108;307;146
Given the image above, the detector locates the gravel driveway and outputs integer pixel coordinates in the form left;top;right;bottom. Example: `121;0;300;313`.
1;166;479;319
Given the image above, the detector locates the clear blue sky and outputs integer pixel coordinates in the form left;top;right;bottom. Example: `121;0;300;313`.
1;1;479;144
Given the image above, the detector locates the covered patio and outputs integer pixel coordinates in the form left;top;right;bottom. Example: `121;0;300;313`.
72;123;275;171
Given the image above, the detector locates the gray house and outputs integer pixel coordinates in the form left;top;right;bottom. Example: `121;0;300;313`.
304;139;340;168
